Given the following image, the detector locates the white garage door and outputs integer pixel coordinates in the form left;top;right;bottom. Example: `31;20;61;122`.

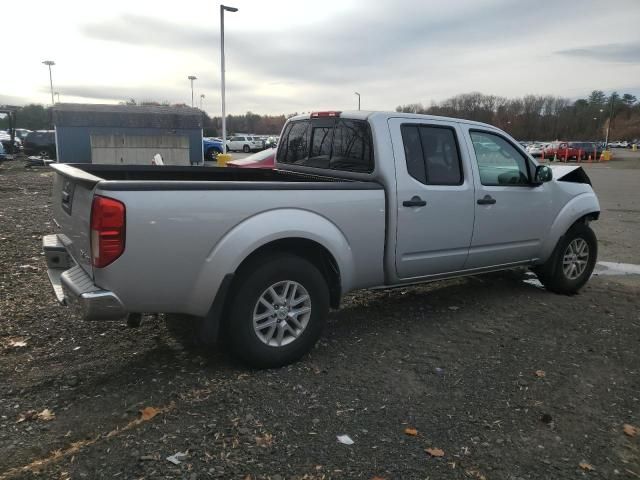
90;134;191;165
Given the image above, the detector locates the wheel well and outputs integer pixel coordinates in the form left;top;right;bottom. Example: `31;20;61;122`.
233;238;342;309
572;211;600;228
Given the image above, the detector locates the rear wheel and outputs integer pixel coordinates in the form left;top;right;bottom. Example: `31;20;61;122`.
243;144;251;153
225;254;329;368
535;223;597;295
206;148;221;161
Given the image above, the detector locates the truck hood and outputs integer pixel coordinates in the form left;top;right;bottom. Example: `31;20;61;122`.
548;165;592;185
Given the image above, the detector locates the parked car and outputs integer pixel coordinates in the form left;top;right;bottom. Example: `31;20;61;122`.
14;128;32;142
43;110;600;368
0;141;6;161
203;137;224;161
23;130;56;158
264;136;279;149
227;135;264;153
526;143;545;158
0;130;21;153
227;148;275;169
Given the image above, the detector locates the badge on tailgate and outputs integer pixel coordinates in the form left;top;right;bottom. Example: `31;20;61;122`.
61;179;76;214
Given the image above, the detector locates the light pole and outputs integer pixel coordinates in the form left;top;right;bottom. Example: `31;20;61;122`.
188;75;197;107
221;4;238;154
604;95;616;149
354;92;360;110
42;60;55;105
200;94;205;110
55;92;60;103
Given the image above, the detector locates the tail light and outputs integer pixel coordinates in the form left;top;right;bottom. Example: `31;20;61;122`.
90;195;125;268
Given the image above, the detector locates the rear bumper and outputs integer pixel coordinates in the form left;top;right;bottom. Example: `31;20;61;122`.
43;234;127;321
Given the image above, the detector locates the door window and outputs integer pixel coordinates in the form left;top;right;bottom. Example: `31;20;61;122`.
401;125;462;185
470;131;531;186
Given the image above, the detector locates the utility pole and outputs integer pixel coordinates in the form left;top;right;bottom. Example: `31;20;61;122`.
188;75;197;107
221;4;238;154
200;94;205;110
604;94;616;149
42;60;55;105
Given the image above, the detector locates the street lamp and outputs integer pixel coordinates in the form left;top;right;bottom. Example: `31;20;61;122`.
188;75;197;107
42;60;55;105
221;4;238;154
354;92;360;110
200;94;205;110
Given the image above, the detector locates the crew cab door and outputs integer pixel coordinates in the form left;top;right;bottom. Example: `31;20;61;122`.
463;128;553;268
390;118;475;278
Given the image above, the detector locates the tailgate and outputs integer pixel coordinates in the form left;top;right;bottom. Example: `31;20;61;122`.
51;164;101;277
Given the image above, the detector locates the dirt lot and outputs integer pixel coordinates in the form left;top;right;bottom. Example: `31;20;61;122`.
1;153;639;480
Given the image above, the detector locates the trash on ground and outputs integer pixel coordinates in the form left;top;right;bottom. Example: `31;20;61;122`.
425;447;445;457
404;427;418;436
17;408;55;423
8;339;28;348
337;434;354;445
166;451;188;465
594;261;640;276
255;433;273;447
579;462;595;471
534;370;546;378
623;424;638;437
139;406;160;421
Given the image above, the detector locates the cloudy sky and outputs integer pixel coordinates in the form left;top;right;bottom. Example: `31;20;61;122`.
2;0;640;115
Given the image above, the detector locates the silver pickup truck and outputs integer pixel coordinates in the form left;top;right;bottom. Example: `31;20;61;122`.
44;111;600;367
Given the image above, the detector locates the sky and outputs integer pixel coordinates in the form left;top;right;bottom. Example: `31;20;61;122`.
2;0;640;116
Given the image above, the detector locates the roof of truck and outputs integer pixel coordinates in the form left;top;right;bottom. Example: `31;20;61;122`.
288;110;497;130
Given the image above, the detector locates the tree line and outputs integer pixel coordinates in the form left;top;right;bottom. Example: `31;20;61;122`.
396;91;639;141
3;90;639;141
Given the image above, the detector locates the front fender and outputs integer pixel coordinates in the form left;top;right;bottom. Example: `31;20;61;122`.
186;208;355;315
540;191;600;262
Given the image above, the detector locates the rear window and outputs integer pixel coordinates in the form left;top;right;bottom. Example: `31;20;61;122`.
401;125;462;185
277;119;373;173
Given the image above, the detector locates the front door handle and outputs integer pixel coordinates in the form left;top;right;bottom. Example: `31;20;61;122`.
477;195;496;205
403;196;427;207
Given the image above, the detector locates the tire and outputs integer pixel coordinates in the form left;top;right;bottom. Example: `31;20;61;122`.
535;223;597;295
206;148;220;161
225;253;329;368
243;144;250;153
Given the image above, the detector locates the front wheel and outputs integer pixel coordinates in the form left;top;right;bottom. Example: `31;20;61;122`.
225;254;329;368
535;223;597;295
243;145;251;153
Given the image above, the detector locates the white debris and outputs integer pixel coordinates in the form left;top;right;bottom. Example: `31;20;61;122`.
337;434;354;445
166;451;188;465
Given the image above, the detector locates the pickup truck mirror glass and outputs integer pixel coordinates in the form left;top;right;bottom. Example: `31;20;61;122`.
534;165;552;184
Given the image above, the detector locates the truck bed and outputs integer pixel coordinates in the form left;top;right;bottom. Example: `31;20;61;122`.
52;164;381;191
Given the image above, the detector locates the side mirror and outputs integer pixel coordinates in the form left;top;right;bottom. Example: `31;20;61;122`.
534;165;552;184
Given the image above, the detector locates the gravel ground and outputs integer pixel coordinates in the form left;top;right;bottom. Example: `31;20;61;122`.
1;156;639;480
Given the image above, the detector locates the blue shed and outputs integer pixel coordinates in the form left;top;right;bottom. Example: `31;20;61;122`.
52;104;203;165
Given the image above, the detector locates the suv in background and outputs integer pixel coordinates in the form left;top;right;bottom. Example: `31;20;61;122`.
23;130;56;158
227;136;264;153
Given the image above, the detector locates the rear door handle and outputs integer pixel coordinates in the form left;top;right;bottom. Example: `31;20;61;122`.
403;196;427;207
477;195;496;205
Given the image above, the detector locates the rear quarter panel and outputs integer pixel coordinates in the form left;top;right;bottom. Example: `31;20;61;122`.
92;187;386;316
